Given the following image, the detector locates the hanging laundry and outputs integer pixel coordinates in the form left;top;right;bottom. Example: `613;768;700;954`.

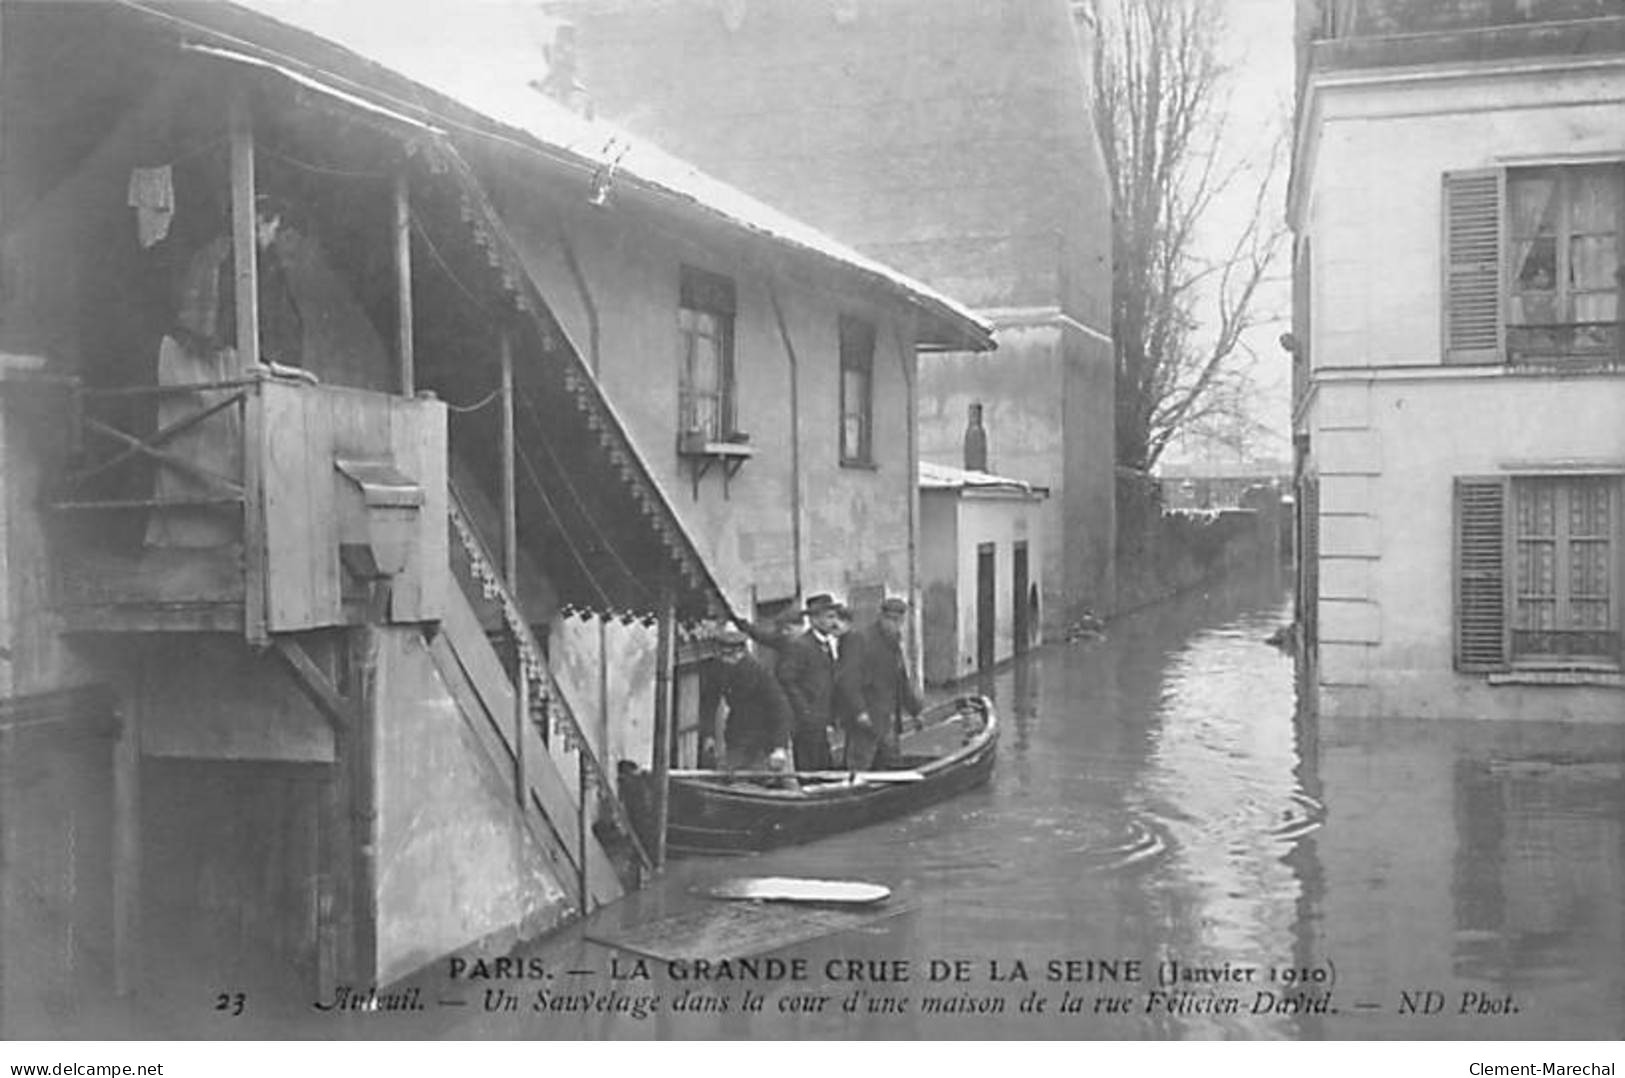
126;164;175;248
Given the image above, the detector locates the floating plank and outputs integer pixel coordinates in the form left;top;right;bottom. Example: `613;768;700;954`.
706;877;891;906
586;899;899;963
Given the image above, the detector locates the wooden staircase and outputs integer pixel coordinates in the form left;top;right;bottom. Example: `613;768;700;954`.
426;487;651;914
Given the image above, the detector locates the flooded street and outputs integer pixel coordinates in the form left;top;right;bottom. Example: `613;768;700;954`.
120;568;1621;1041
378;567;1616;1041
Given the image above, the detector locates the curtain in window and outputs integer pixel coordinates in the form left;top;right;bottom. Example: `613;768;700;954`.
1508;173;1558;326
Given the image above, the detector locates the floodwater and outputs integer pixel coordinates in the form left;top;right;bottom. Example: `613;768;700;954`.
95;566;1625;1040
419;566;1620;1040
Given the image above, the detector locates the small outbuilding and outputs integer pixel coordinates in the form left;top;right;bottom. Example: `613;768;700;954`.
919;461;1049;684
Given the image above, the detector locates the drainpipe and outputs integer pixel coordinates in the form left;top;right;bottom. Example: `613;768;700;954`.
892;320;922;678
767;282;804;602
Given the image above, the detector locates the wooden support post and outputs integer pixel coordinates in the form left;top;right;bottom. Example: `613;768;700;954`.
347;628;380;984
650;589;677;870
111;658;144;996
499;331;524;809
393;172;414;396
228;87;259;373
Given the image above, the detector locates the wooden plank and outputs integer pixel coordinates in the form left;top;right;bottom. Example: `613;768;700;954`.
263;383;319;630
272;638;350;736
242;382;268;645
58;546;242;606
59;603;243;634
385;394;445;623
708;877;891;905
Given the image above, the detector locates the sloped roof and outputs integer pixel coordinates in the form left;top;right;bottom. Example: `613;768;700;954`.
124;0;995;351
919;461;1048;497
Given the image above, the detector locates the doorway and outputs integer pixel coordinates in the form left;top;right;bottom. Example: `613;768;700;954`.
976;542;996;671
1012;541;1030;654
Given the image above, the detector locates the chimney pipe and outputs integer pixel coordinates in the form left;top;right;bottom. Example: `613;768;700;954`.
963;402;988;473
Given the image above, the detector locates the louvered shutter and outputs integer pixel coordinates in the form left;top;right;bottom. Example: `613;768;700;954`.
1442;170;1505;364
1454;476;1509;671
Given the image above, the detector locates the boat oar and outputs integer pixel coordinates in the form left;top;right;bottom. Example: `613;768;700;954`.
670;768;925;784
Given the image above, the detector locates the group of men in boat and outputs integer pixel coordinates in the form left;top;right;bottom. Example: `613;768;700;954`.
699;593;924;781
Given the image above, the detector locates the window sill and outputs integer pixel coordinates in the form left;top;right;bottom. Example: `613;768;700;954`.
839;458;878;471
677;437;755;459
1489;669;1624;689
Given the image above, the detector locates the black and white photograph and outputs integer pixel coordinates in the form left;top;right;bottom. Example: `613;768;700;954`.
0;0;1622;1059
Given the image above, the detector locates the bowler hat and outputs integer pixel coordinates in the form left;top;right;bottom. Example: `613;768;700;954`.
804;593;838;615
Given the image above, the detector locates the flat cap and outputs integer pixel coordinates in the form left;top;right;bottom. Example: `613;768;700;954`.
880;597;910;615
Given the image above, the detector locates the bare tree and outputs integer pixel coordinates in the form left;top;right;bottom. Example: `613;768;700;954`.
1092;0;1287;473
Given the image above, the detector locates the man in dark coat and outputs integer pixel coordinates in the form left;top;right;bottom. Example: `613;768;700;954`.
774;593;845;771
838;597;924;770
699;625;793;774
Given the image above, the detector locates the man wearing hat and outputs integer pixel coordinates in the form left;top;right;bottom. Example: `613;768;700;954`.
774;593;846;770
837;597;923;770
699;625;794;777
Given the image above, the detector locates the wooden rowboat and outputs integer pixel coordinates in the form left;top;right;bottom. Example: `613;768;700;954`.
625;695;998;856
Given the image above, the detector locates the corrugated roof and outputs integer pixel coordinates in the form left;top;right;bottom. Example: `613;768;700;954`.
132;0;994;350
919;461;1048;497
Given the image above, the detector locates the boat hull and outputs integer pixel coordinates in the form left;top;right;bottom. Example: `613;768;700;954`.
635;697;999;856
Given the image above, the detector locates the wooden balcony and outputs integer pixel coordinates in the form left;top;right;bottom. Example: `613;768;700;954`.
54;374;446;637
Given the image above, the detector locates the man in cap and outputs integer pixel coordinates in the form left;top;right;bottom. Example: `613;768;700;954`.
698;624;794;777
774;592;845;770
837;596;924;770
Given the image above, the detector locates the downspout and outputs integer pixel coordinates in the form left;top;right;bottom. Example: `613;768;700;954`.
767;282;804;602
891;319;922;678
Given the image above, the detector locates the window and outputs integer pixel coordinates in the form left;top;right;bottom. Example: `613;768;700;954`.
678;267;736;443
839;315;874;465
1455;474;1621;671
1443;164;1623;365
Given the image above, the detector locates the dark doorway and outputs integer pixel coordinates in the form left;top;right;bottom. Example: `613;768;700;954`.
976;543;996;671
1012;541;1030;654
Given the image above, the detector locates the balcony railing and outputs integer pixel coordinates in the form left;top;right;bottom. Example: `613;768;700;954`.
54;374;446;637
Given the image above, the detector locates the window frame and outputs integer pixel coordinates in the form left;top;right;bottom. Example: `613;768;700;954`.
1504;164;1625;365
1442;161;1625;367
677;266;738;445
838;314;876;468
1508;474;1622;669
1454;471;1624;674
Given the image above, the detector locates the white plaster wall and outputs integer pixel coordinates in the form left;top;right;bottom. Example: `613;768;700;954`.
951;495;1045;679
1313;373;1625;720
1302;61;1625;720
1307;66;1625;371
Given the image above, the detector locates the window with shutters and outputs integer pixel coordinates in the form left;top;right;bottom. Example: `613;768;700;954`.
1455;474;1622;672
1443;165;1624;366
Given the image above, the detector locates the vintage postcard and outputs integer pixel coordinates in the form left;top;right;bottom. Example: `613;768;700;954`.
1;0;1621;1054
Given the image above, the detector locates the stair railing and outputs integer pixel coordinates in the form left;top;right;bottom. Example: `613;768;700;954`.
446;486;652;881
